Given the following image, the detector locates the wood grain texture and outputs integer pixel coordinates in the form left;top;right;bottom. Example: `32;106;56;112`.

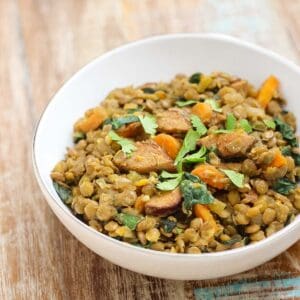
0;0;299;299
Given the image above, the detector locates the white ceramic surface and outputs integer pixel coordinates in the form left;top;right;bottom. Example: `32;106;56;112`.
33;33;300;280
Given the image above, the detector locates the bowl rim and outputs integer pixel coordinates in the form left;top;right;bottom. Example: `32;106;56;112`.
32;32;300;259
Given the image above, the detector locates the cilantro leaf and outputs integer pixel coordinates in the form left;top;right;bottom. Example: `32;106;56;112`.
176;100;198;107
174;129;199;165
273;178;296;195
181;146;206;164
53;181;71;203
142;87;156;94
115;213;143;230
104;115;139;130
204;99;222;112
108;130;136;155
274;118;298;147
156;173;183;191
180;176;215;214
177;147;206;172
221;169;244;188
138;115;158;135
239;119;252;133
160;219;177;233
159;170;181;179
225;113;237;130
263;119;276;130
189;73;202;84
190;114;207;136
213;129;232;134
73;131;86;143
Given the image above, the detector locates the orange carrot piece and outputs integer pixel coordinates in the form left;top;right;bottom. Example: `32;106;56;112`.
194;204;217;229
191;164;227;189
257;75;279;109
191;102;213;124
153;134;181;159
270;149;287;168
135;196;146;213
74;107;107;133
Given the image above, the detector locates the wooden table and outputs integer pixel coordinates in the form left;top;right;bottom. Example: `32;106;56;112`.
1;1;299;299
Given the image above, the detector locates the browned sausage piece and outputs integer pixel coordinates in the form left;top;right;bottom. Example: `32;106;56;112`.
117;122;143;138
145;188;182;217
157;108;191;133
198;134;218;149
217;132;255;158
113;140;176;173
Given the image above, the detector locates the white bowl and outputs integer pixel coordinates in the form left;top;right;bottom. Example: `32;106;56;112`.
33;33;300;280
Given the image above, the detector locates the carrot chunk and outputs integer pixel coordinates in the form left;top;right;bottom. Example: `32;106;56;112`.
74;107;107;133
194;204;217;229
191;164;227;189
270;149;287;168
153;134;181;159
257;75;279;109
191;102;213;124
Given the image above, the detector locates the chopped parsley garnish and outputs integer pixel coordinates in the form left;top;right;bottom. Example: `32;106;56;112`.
115;213;143;230
176;100;198;107
53;182;71;203
225;113;237;130
274;118;298;147
108;130;136;155
190;115;207;136
138;115;158;135
273;178;296;195
174;129;199;166
189;72;202;84
204;99;222;112
221;169;244;188
239;119;252;133
263;119;276;129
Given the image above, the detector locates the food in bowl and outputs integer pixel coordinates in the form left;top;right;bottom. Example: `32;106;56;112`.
51;71;300;254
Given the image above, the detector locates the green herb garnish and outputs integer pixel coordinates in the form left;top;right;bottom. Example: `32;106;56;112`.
225;113;237;130
190;115;207;136
176;100;198;107
222;235;242;246
174;129;199;166
204;99;222;112
281;146;292;156
273;178;296;195
73;131;86;143
213;129;232;134
189;73;202;84
159;170;181;179
53;182;71;203
108;130;136;155
180;174;215;214
156;172;183;191
142;87;156;94
239;119;252;133
138;115;158;135
263;119;276;129
221;169;244;188
275;118;298;147
177;147;207;172
115;213;143;230
160;219;177;233
104;115;139;130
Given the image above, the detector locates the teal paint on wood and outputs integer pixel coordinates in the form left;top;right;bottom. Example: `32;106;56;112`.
194;276;300;299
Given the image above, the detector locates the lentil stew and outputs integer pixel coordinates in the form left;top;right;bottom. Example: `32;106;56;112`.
51;72;300;254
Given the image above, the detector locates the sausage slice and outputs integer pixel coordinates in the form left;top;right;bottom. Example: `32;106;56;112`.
145;188;182;216
157;108;191;133
113;140;176;173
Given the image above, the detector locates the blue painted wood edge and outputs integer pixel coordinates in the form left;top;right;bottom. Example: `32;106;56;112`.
194;277;300;299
